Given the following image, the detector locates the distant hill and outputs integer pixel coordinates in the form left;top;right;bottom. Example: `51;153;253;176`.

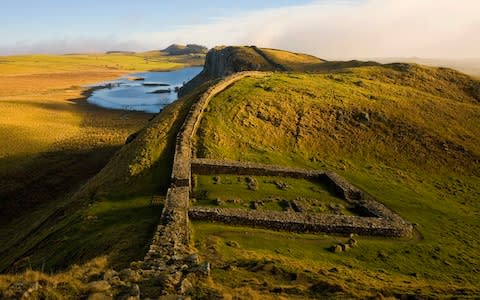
161;44;208;56
105;51;136;55
368;57;480;77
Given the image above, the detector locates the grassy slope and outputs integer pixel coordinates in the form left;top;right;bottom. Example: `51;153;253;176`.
260;48;325;71
193;66;480;297
0;52;205;272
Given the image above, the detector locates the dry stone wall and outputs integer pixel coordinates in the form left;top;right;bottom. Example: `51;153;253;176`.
191;158;322;178
321;172;363;201
189;207;412;237
147;72;269;261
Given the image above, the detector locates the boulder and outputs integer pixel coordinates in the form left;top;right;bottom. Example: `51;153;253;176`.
333;245;343;253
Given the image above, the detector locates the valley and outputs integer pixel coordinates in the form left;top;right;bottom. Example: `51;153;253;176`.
0;46;479;299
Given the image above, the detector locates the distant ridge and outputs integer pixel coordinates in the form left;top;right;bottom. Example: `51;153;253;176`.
162;44;208;56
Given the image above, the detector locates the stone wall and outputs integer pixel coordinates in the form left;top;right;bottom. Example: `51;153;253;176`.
189;207;412;237
148;72;269;259
191;158;322;178
321;172;363;201
171;72;271;189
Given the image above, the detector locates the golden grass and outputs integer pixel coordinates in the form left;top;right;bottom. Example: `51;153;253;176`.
0;51;203;159
0;71;144;159
0;257;110;298
260;48;325;71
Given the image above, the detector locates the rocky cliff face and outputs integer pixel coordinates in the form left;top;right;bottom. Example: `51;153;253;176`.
202;46;274;77
178;46;275;97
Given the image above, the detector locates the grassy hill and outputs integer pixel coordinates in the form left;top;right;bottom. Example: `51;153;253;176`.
1;46;479;298
192;62;480;297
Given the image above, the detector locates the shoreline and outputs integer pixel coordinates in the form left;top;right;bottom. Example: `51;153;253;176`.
80;66;202;114
72;84;155;116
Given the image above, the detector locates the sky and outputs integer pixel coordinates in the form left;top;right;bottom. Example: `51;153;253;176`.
1;0;479;59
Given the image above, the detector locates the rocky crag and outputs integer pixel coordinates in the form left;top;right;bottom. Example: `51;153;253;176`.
178;46;285;97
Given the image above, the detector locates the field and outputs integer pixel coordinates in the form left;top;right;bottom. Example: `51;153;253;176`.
192;67;480;297
0;52;204;271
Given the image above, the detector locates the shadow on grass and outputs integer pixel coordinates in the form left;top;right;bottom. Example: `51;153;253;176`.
8;204;163;273
0;146;120;225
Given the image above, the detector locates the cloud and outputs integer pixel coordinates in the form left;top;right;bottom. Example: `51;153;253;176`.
0;36;142;55
131;0;480;59
2;0;479;59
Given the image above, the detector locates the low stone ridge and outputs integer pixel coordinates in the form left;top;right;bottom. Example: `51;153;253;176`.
189;207;411;237
250;46;288;71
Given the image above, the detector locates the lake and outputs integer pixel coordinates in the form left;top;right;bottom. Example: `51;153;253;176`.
87;67;202;113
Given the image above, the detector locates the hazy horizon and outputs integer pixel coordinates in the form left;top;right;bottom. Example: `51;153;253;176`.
1;0;480;60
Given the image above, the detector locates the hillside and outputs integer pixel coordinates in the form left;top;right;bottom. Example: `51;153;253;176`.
192;58;480;297
1;46;479;298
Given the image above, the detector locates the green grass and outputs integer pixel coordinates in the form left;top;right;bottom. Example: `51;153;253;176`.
192;175;353;214
192;65;480;297
193;222;479;299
